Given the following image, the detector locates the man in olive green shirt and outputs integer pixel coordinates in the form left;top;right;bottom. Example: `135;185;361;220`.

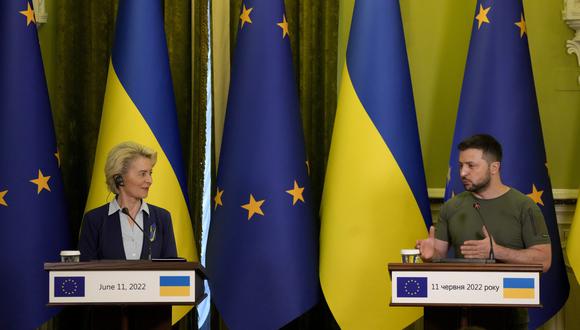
416;134;551;329
437;189;550;260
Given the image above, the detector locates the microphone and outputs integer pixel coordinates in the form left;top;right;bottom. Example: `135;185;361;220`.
472;202;495;262
121;207;152;260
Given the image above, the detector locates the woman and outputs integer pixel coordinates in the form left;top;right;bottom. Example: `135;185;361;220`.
79;141;177;261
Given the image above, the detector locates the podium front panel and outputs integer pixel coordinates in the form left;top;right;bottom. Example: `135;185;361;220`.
391;270;539;306
49;270;197;304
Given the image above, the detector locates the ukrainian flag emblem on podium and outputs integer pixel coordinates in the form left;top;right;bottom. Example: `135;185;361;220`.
503;278;535;299
160;276;190;297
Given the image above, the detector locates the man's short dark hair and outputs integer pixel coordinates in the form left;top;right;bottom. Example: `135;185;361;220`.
457;134;502;162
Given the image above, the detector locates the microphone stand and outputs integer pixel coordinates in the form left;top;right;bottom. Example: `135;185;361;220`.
472;202;495;263
121;207;152;260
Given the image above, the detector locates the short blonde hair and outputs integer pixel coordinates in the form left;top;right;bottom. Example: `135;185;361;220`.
104;141;158;194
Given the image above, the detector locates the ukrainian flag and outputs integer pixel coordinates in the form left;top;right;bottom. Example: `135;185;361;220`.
159;276;190;297
84;0;197;323
503;278;535;299
320;1;431;329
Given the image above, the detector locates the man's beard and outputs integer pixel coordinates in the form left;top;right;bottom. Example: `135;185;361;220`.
462;172;491;193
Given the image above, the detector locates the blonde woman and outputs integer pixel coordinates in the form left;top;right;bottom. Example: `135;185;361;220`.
79;141;177;260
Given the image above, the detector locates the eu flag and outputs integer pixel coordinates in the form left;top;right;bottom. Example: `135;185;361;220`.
0;0;70;328
397;277;428;298
54;277;85;297
206;1;319;329
446;1;569;327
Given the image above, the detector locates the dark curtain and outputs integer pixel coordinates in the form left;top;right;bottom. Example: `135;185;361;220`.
38;0;208;329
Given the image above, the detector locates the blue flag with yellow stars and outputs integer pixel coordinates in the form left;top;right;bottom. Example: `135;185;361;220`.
445;0;569;327
206;1;319;329
0;0;71;329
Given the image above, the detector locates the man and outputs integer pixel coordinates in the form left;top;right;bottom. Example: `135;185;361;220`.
416;134;551;329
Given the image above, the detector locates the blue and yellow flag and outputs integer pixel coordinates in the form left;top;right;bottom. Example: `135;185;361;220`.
446;0;569;327
206;1;319;328
0;0;70;328
566;191;580;285
84;0;197;323
320;1;432;328
503;278;535;299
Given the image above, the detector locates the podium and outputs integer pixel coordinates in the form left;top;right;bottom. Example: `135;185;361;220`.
388;263;542;329
45;260;206;330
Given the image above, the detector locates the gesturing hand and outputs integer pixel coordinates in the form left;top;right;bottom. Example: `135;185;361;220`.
416;226;436;261
460;226;493;259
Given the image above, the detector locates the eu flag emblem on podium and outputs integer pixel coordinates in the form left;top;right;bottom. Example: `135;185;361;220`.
0;0;70;328
397;277;428;298
54;277;86;297
206;1;319;329
446;1;569;327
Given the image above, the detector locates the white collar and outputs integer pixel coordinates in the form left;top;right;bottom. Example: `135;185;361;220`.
108;198;150;216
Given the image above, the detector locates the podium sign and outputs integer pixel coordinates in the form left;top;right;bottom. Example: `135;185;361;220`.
389;263;542;307
49;270;197;304
45;261;205;305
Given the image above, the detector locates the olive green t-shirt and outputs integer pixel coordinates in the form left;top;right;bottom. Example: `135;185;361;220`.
435;188;550;258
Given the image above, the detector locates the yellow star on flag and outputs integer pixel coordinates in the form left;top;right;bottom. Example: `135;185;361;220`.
475;5;491;30
0;190;7;207
239;4;253;29
286;180;305;205
30;169;51;194
515;14;526;38
241;194;265;220
54;150;61;168
527;184;544;206
214;187;224;210
277;14;289;38
19;2;36;26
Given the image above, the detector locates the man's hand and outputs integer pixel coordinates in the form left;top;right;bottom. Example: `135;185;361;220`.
460;226;492;259
416;226;436;261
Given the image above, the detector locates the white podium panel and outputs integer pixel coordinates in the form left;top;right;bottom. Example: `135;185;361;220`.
389;263;542;307
49;270;196;304
391;270;539;305
45;261;205;305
